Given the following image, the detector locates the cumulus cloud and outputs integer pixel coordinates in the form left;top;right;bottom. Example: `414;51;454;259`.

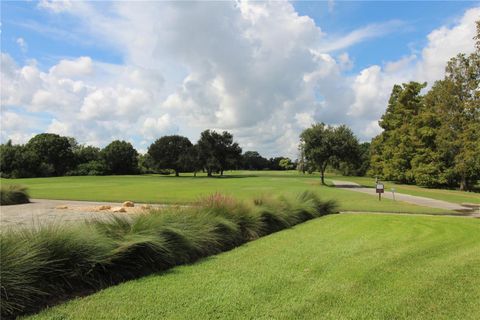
416;7;479;83
2;2;479;157
1;54;168;146
49;56;93;78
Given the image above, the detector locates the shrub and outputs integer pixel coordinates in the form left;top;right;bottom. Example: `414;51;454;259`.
0;185;30;205
66;160;108;176
0;192;337;318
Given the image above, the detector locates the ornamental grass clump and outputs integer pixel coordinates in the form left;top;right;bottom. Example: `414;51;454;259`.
0;191;337;319
0;185;30;205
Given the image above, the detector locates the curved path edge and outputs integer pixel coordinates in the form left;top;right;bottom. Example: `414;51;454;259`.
330;180;480;218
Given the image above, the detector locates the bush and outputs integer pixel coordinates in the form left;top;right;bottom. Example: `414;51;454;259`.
0;185;30;205
66;160;108;176
0;191;337;318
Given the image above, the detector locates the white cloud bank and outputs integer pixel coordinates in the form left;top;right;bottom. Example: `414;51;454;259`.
1;1;478;157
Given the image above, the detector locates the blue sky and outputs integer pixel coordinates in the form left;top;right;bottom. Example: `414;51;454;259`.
1;1;479;156
3;1;476;71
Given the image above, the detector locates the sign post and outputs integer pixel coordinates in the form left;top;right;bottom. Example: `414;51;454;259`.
391;188;396;201
376;183;384;201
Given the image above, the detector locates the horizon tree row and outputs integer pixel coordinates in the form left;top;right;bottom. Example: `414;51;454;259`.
369;21;480;190
0;130;296;178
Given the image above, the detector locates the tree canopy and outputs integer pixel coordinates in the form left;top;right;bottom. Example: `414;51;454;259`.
25;133;75;176
300;123;359;184
102;140;139;175
197;130;242;176
148;135;193;176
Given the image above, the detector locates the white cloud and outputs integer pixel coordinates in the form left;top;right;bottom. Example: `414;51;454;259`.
416;7;479;83
50;56;93;78
38;0;74;13
2;2;479;157
16;38;28;53
318;20;406;53
141;114;178;140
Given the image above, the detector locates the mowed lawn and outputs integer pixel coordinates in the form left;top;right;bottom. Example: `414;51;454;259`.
0;171;456;214
27;214;480;320
330;175;480;205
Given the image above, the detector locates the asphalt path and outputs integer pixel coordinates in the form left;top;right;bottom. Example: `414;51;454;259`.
330;180;478;214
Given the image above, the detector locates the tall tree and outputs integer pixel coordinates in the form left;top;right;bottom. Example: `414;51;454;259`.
370;22;480;190
433;47;480;190
370;82;426;183
148;135;193;176
300;123;359;185
102;140;139;174
197;130;242;176
25;133;75;176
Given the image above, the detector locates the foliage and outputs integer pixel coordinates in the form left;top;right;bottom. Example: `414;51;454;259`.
370;82;427;183
0;184;30;205
370;29;480;190
25;133;75;176
300;123;359;184
340;142;371;176
148;135;193;176
73;145;101;165
0;192;337;318
0;141;40;178
278;157;295;170
101;140;139;175
242;151;270;170
197;130;242;176
66;160;108;176
137;153;157;174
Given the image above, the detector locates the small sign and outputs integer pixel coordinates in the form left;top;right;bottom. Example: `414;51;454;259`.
376;183;384;194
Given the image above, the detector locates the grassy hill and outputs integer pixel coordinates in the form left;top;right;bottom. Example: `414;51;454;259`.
27;213;480;320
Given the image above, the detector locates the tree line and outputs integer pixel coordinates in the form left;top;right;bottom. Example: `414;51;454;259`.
0;130;297;178
299;21;479;191
369;21;479;190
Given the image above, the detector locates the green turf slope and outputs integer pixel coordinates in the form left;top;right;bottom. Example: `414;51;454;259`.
28;214;480;320
1;172;452;214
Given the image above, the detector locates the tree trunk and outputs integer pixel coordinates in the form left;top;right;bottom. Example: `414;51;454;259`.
320;163;327;185
175;170;179;177
207;169;212;177
220;169;224;176
194;171;197;177
460;175;467;191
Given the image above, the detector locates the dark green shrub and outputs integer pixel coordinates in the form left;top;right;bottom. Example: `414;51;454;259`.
0;185;30;205
66;160;108;176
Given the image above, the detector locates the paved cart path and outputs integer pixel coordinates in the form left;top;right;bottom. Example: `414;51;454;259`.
330;180;478;214
0;199;173;229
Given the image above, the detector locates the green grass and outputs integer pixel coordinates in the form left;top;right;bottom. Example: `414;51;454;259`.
1;191;336;318
27;214;480;320
0;171;454;214
328;175;480;205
